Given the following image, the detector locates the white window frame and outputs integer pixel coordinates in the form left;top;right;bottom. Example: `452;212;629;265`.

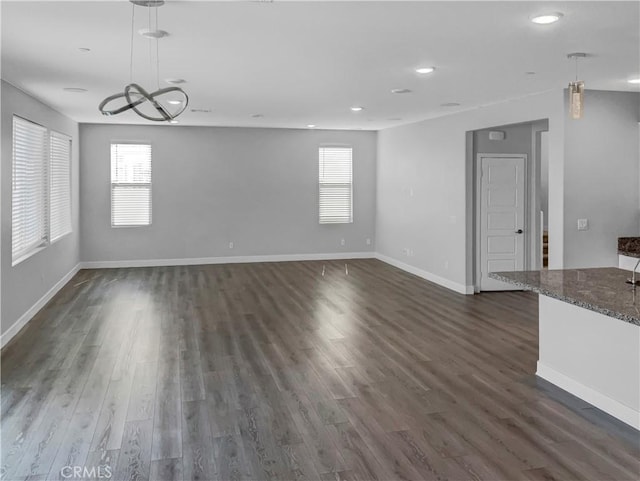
318;145;353;224
11;116;73;266
110;142;153;228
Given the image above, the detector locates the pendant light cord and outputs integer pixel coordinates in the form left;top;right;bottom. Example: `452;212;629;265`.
148;4;153;83
156;5;160;91
129;2;135;83
129;2;164;92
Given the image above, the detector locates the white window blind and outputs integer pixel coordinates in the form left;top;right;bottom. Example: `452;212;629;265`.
12;116;48;264
111;143;152;226
49;131;72;242
319;146;353;224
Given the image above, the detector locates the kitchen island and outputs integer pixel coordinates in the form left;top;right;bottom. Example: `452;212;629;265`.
490;268;639;429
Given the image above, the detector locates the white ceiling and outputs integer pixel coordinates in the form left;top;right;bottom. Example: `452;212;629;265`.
2;1;639;130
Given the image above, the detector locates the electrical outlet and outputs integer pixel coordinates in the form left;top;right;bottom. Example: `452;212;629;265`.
366;238;371;246
340;238;345;246
229;241;234;249
577;219;589;231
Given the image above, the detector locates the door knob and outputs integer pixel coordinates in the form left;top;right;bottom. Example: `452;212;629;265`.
515;229;523;234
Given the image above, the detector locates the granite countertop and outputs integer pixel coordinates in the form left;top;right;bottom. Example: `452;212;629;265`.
489;268;640;326
618;237;640;258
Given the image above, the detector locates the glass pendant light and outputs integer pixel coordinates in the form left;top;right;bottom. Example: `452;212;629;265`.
567;53;586;120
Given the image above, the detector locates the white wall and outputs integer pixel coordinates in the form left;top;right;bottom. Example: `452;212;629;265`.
0;81;80;339
376;90;565;292
563;90;640;268
80;124;376;264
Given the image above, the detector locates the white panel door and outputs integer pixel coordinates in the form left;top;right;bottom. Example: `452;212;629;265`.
480;156;526;291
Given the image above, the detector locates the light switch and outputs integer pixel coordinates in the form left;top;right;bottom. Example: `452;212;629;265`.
577;218;589;231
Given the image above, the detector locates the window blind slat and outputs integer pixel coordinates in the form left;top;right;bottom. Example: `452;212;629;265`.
12;116;48;264
319;147;353;224
111;143;152;226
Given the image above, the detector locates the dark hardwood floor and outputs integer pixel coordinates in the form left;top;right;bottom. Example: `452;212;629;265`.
1;259;638;481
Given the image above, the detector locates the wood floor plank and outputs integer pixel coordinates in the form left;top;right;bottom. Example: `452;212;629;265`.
1;375;61;480
282;389;346;475
89;374;135;453
203;372;238;438
325;422;388;481
45;411;100;481
125;361;158;422
151;381;182;461
212;434;251;481
84;449;119;481
113;420;153;481
150;458;183;481
179;349;206;403
1;260;637;481
10;394;76;480
181;400;216;481
388;430;476;481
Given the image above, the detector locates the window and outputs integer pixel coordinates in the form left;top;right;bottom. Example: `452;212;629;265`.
111;143;152;226
11;116;74;265
12;116;48;265
49;131;72;242
319;146;353;224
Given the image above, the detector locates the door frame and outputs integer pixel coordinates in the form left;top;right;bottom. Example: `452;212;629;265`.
474;153;529;292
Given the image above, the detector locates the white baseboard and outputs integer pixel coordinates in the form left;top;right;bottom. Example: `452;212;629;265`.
537;362;640;430
374;253;473;295
81;252;375;269
1;263;81;349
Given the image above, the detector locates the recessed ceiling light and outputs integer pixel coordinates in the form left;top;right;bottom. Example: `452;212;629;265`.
63;87;88;93
628;78;640;84
169;120;179;124
307;124;316;128
350;106;364;112
530;13;563;24
415;66;435;74
167;100;182;105
78;47;91;52
139;28;169;39
391;88;412;94
441;102;461;107
165;78;186;84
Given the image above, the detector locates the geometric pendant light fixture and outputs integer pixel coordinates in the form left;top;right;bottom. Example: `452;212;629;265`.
99;0;188;122
567;52;586;120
